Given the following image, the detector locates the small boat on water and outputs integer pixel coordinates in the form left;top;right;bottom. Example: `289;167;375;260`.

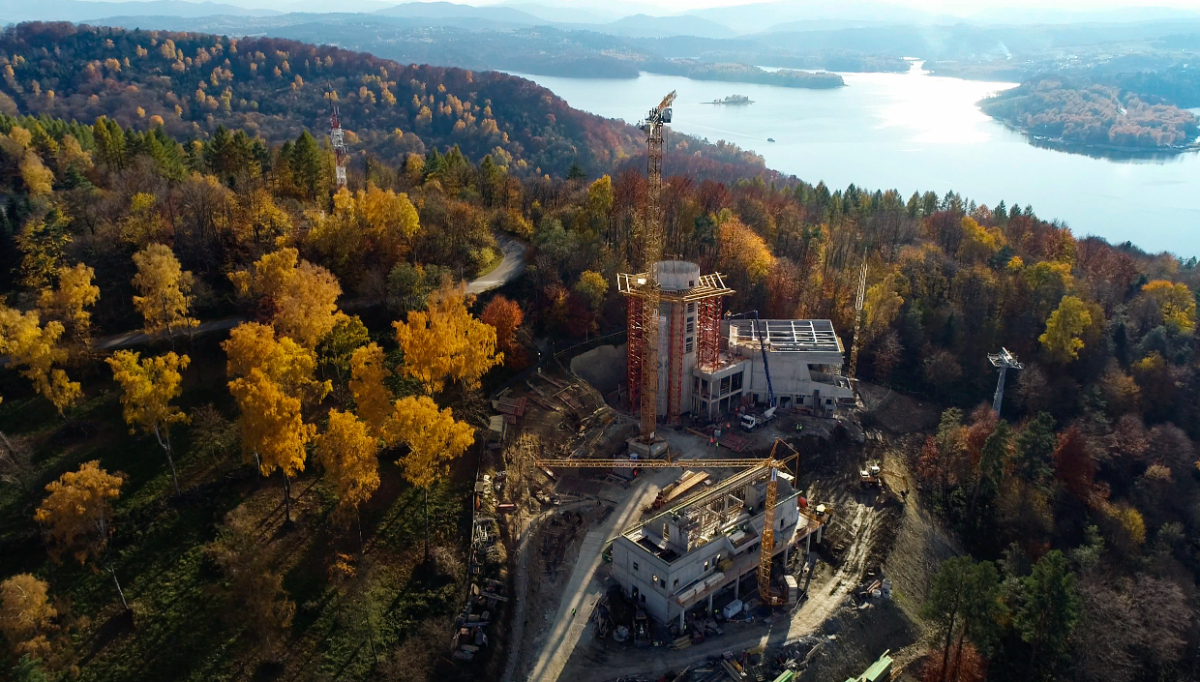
767;138;776;142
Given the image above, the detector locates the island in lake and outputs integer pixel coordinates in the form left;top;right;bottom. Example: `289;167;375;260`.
646;59;845;89
980;77;1200;153
706;95;753;105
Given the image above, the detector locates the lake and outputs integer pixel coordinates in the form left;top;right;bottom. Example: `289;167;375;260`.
508;65;1200;258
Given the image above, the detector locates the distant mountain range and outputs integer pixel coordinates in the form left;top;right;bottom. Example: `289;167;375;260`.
4;0;1199;38
0;0;280;23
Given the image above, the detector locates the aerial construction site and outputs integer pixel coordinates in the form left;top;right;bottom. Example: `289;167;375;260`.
460;92;956;682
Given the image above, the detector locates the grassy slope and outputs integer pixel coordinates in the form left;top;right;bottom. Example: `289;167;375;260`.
0;337;473;682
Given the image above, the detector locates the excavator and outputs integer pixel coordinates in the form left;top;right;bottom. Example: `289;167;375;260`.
537;437;817;608
859;460;909;501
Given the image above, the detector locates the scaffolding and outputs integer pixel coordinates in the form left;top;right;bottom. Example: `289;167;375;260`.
696;296;724;373
620;271;733;424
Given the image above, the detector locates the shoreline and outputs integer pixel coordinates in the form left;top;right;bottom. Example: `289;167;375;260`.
985;116;1200;159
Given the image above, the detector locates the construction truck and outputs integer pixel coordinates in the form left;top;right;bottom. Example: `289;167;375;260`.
740;405;778;431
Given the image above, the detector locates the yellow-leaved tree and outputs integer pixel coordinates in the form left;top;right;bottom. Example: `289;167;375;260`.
37;262;100;347
229;248;344;349
223;322;329;522
0;303;81;419
0;573;57;660
105;351;190;496
393;281;502;394
717;213;775;285
35;461;128;608
1141;280;1196;333
316;410;380;548
863;273;905;342
132;243;199;343
348;342;393;437
1039;295;1092;363
385;395;474;560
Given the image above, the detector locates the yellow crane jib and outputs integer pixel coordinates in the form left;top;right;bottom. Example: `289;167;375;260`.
536;437;804;608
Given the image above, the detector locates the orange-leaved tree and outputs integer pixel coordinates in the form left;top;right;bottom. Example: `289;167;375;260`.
132;243;199;343
393;280;502;393
385;395;474;560
223;322;329;523
34;461;127;609
229;247;344;349
348;342;393;437
0;573;57;660
480;295;523;367
105;350;190;496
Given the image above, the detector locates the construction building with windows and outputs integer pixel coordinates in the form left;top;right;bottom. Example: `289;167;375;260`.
620;259;856;424
610;466;824;626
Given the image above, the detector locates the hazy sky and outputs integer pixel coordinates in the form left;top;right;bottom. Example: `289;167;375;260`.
70;0;1200;15
75;0;1200;14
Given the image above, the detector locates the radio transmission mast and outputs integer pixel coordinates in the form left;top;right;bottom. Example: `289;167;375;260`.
329;98;347;189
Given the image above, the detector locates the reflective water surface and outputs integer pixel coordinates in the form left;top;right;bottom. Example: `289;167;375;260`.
509;65;1200;257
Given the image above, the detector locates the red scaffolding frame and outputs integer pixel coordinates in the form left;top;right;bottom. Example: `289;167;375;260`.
696;296;724;373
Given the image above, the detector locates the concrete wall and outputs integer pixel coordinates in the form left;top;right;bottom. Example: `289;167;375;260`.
612;494;803;623
570;343;626;395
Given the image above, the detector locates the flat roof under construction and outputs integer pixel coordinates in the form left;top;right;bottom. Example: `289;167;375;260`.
730;319;842;353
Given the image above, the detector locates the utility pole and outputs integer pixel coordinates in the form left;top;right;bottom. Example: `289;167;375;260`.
988;348;1023;416
848;261;867;379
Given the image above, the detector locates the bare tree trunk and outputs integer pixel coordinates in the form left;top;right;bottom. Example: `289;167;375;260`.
153;424;181;496
424;487;430;563
939;579;963;682
283;471;292;524
108;562;129;610
357;508;365;558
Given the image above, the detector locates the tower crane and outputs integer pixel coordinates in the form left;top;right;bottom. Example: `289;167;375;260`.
537;437;816;608
632;91;675;443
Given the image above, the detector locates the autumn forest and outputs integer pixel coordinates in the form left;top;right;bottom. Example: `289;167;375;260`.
0;19;1197;682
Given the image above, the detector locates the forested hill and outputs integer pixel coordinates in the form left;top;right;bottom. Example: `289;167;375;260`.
0;22;768;179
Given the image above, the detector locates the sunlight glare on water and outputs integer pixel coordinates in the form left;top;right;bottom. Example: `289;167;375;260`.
508;64;1200;257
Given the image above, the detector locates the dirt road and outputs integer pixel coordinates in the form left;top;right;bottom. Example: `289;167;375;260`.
519;471;672;682
502;501;595;682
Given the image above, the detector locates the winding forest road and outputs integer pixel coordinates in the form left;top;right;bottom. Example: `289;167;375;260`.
467;236;526;296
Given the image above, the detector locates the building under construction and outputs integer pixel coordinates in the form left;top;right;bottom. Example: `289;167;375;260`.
610;467;824;626
621;91;854;438
619;274;857;424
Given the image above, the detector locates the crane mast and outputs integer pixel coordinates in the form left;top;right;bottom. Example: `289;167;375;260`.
636;90;675;442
